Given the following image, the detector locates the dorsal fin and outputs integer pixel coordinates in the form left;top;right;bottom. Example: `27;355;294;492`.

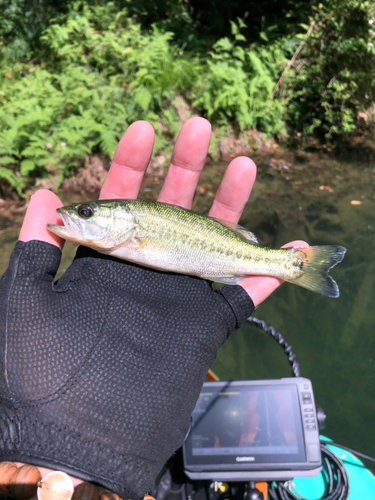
210;217;259;245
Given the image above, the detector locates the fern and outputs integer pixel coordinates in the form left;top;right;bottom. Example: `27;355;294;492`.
0;167;23;196
193;20;287;134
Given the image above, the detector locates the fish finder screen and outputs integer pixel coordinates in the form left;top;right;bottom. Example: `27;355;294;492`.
187;384;306;465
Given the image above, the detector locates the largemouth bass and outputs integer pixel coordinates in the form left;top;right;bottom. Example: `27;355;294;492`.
47;199;346;297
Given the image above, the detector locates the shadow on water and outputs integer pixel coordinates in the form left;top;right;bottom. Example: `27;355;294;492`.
0;150;374;467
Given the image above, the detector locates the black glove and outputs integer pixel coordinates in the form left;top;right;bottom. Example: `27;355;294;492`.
0;240;254;499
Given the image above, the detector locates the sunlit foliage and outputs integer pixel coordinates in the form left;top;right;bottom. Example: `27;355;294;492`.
0;0;374;193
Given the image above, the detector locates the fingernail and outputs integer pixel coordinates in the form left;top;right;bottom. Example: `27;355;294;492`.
37;471;74;500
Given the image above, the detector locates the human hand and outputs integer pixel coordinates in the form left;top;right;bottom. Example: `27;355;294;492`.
1;118;307;499
19;117;307;306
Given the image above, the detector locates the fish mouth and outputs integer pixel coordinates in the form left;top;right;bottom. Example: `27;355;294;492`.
47;209;83;242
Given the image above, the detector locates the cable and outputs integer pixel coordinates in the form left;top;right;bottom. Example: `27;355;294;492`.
268;442;350;500
246;317;375;464
323;441;375;464
246;317;301;377
206;317;375;499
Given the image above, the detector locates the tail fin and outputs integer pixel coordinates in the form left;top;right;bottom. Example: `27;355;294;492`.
286;246;346;297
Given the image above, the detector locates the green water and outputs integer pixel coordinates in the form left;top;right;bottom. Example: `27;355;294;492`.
208;157;375;469
0;152;374;469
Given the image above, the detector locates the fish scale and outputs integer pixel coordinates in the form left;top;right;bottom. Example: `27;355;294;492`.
47;199;346;297
129;203;269;278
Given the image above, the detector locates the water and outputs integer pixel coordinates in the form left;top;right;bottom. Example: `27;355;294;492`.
209;156;375;469
0;151;374;469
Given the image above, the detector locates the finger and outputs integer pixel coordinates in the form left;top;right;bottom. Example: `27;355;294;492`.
157;117;211;208
208;156;257;222
99;121;155;200
240;240;309;307
19;189;64;249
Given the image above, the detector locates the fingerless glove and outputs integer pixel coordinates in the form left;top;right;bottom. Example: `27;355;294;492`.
0;240;254;499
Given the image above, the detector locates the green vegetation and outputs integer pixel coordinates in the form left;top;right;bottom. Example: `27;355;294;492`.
0;0;374;194
285;1;375;140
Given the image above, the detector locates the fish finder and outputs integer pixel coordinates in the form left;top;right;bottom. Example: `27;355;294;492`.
183;378;322;482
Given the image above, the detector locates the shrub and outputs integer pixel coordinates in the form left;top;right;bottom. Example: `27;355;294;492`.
284;0;375;142
0;2;194;192
191;20;287;135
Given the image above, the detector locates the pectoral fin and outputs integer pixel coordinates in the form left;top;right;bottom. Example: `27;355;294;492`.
106;236;149;255
125;237;147;251
98;227;138;253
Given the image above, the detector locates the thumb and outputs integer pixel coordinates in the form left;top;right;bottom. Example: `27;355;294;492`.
19;189;65;249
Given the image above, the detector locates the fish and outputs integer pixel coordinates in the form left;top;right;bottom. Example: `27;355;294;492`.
47;199;346;297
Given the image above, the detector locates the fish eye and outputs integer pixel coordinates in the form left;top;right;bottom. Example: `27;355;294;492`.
77;204;94;219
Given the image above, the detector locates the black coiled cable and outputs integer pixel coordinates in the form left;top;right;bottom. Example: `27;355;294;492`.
268;442;350;500
246;317;301;377
247;317;350;499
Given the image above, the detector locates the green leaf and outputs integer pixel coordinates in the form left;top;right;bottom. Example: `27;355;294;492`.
234;34;247;42
100;131;118;157
214;38;233;52
133;87;152;111
0;156;16;165
20;159;36;175
0;167;23;196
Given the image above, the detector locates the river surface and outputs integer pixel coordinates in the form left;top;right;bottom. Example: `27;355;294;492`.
0;149;374;469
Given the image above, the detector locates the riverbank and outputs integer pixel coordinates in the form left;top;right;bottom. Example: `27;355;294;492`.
1;128;374;233
1;1;374;201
